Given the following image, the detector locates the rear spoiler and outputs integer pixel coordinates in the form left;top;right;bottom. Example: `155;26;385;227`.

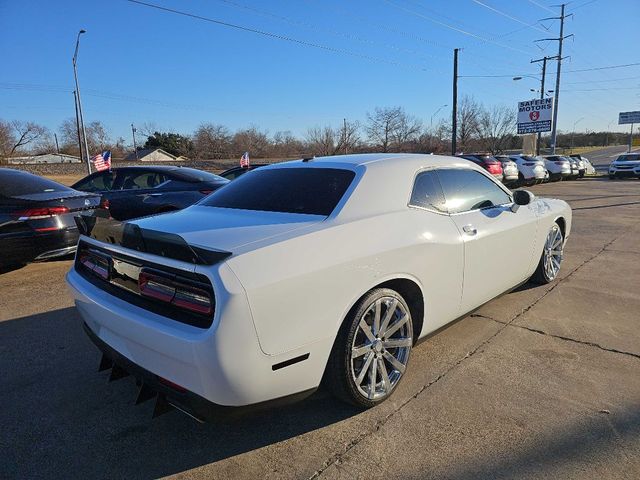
75;214;231;266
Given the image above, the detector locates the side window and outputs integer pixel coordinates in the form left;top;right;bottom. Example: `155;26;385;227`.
409;170;446;212
120;172;166;190
74;172;114;192
436;169;511;214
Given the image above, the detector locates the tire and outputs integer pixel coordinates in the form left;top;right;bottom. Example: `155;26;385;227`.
609;175;615;180
531;223;564;285
325;288;413;408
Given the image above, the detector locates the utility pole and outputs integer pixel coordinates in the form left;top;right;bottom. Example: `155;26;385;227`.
343;118;348;155
451;48;459;156
54;133;60;154
73;90;83;162
536;5;572;154
530;55;556;155
73;29;91;174
629;123;634;153
131;123;139;160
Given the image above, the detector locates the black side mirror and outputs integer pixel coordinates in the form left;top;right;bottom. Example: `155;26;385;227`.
511;190;534;212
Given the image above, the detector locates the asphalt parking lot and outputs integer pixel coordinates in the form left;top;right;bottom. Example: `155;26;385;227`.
2;151;640;479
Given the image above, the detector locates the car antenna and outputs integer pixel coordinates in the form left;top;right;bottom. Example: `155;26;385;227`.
302;156;315;162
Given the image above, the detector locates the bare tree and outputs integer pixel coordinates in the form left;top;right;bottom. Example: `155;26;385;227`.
58;118;110;155
232;126;270;157
193;123;232;159
335;119;361;154
7;120;48;155
365;106;419;152
0;120;15;159
366;106;403;152
305;120;361;157
272;130;303;157
456;96;482;153
476;105;516;154
392;113;422;150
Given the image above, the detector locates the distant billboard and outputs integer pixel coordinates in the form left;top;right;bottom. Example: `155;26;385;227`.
619;111;640;125
517;97;553;135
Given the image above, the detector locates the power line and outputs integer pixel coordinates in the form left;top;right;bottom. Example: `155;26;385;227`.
564;75;640;85
210;0;443;62
459;61;640;78
568;0;599;12
527;0;556;14
471;0;550;34
126;0;434;72
382;0;535;55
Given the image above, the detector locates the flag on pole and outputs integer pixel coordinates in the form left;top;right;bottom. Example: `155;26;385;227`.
240;151;250;168
92;150;111;172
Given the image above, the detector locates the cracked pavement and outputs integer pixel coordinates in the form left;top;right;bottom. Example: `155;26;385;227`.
2;155;639;479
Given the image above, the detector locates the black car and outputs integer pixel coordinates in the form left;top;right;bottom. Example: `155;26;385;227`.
71;166;229;220
218;164;268;181
0;168;101;268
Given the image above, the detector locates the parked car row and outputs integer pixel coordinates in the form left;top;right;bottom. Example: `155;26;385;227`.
1;166;229;268
458;153;589;187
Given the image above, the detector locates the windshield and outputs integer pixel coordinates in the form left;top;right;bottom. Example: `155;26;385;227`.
0;169;71;197
616;155;640;162
201;167;356;216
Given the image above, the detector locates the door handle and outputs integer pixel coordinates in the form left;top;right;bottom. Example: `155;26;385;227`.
148;193;162;196
462;224;477;236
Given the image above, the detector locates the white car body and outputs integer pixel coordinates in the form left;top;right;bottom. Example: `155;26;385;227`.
66;154;572;418
509;155;547;184
609;153;640;179
543;155;572;181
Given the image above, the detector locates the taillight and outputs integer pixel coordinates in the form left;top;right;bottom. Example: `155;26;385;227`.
99;198;110;210
78;250;111;280
138;268;213;316
15;206;69;220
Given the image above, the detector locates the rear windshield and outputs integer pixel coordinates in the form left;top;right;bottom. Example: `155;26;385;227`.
201;167;356;216
170;168;228;183
616;155;640;162
0;169;71;197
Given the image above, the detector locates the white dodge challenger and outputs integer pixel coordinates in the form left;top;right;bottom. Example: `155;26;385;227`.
66;153;571;421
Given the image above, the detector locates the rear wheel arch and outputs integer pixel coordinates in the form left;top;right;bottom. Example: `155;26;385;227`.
339;277;425;345
554;216;566;239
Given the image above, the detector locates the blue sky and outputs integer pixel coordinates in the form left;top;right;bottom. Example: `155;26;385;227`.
1;0;638;144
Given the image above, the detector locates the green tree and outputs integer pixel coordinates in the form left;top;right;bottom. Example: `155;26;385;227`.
143;131;193;157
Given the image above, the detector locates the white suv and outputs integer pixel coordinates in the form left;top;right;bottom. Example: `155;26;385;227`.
609;153;640;179
509;155;547;185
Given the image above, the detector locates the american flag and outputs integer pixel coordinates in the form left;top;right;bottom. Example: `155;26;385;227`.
240;151;250;168
92;150;111;172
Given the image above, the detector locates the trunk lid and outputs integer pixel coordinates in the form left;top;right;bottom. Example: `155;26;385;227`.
131;205;324;251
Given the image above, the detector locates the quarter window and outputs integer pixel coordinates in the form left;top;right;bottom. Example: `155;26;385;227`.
436;169;511;214
409;170;446;212
73;171;115;192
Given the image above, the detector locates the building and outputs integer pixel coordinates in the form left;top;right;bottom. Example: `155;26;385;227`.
6;153;81;164
123;148;182;162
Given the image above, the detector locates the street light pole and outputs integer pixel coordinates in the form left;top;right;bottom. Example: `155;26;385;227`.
451;48;459;156
571;117;584;150
131;123;139;161
73;29;91;174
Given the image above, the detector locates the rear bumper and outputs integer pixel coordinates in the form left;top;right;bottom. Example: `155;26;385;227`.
66;261;330;408
82;321;315;422
0;228;78;265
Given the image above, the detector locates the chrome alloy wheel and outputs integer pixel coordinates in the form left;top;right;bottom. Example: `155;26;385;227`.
543;225;564;281
350;296;413;400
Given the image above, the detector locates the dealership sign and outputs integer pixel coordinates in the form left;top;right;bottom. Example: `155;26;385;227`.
619;111;640;125
517;97;553;134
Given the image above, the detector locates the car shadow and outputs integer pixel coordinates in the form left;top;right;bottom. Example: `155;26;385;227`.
0;307;361;479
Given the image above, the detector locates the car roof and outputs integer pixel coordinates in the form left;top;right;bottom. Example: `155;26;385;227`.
263;153;481;171
109;165;183;172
